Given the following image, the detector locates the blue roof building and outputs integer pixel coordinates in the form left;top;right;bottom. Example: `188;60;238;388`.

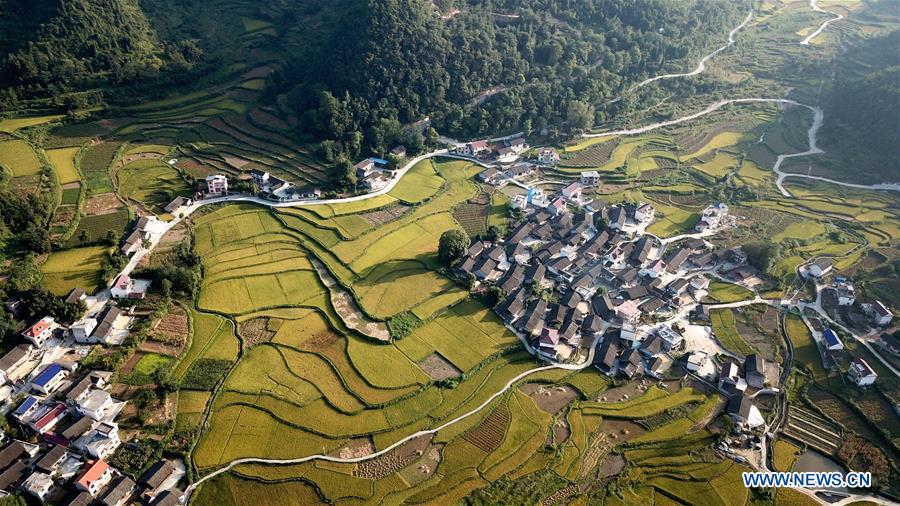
13;395;37;417
31;363;66;393
823;328;843;351
371;157;389;167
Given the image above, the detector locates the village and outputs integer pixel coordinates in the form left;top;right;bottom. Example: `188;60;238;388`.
0;132;895;504
449;136;894;464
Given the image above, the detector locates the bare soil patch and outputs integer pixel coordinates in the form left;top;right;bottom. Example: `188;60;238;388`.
600;454;626;478
61;181;81;190
309;258;390;341
418;353;461;380
239;317;276;348
463;406;510;453
353;434;434;479
330;436;376;459
84;192;124;216
223;155;252;168
520;383;578;414
360;204;410;227
547;417;570;446
299;329;341;353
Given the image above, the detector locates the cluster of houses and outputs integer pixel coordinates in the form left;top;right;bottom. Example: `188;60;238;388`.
0;317;185;503
719;354;770;430
353;158;395;191
250;169;321;201
122;216;166;257
455;170;751;386
0;434;183;505
452;136;530;164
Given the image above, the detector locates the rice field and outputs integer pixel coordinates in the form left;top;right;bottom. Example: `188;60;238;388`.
118;159;191;212
46;147;81;184
40;246;110;295
0;139;42;177
0;115;65;133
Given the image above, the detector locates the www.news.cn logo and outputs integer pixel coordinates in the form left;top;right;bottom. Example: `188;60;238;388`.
742;472;872;489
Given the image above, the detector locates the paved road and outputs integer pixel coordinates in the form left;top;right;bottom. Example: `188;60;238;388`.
801;0;844;46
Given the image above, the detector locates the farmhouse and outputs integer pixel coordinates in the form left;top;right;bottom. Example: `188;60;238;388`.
35;444;68;474
75;422;121;459
726;394;764;429
13;396;41;422
205;174;228;195
21;471;53;502
538;147;560;165
31;363;68;394
90;306;127;345
580;171;600;186
75;459;113;496
847;357;877;386
806;258;833;279
634;203;655;223
478;167;503;185
822;328;843;351
0;344;33;384
561;182;583;199
390;145;407;158
163;196;192;214
456;140;490;157
864;300;892;326
70;318;98;342
110;275;150;300
29;402;67;434
66;288;87;305
23;316;55;347
138;460;178;502
101;475;137;506
744;354;766;389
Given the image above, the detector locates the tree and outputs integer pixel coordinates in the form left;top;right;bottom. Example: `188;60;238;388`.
743;241;776;272
566;100;595;131
438;229;469;266
483;286;505;307
160;279;172;300
79;229;90;244
105;229;119;245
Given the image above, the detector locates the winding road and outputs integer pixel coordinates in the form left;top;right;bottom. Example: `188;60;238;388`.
801;0;844;46
605;10;754;105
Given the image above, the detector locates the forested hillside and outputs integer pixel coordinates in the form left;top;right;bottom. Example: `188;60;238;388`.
275;0;746;159
0;0;746;157
821;29;900;175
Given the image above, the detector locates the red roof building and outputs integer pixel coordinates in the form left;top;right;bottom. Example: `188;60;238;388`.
31;403;67;434
76;459;112;496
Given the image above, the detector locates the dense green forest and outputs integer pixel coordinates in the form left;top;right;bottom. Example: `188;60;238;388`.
820;29;900;173
274;0;747;158
0;0;746;157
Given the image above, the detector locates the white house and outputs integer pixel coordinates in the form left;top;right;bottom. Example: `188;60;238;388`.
77;389;116;421
76;422;121;459
580;171;600;186
561;182;583;200
205;174;228;195
847;358;877;386
655;325;683;351
634;203;655;223
31;364;68;395
70;318;98;342
537;147;560;165
21;472;54;502
75;459;113;496
0;344;33;384
806;259;833;279
865;300;892;326
110;275;150;300
686;351;708;372
836;283;855;306
22;317;55;347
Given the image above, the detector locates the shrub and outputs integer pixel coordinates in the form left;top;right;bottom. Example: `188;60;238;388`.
388;311;421;339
